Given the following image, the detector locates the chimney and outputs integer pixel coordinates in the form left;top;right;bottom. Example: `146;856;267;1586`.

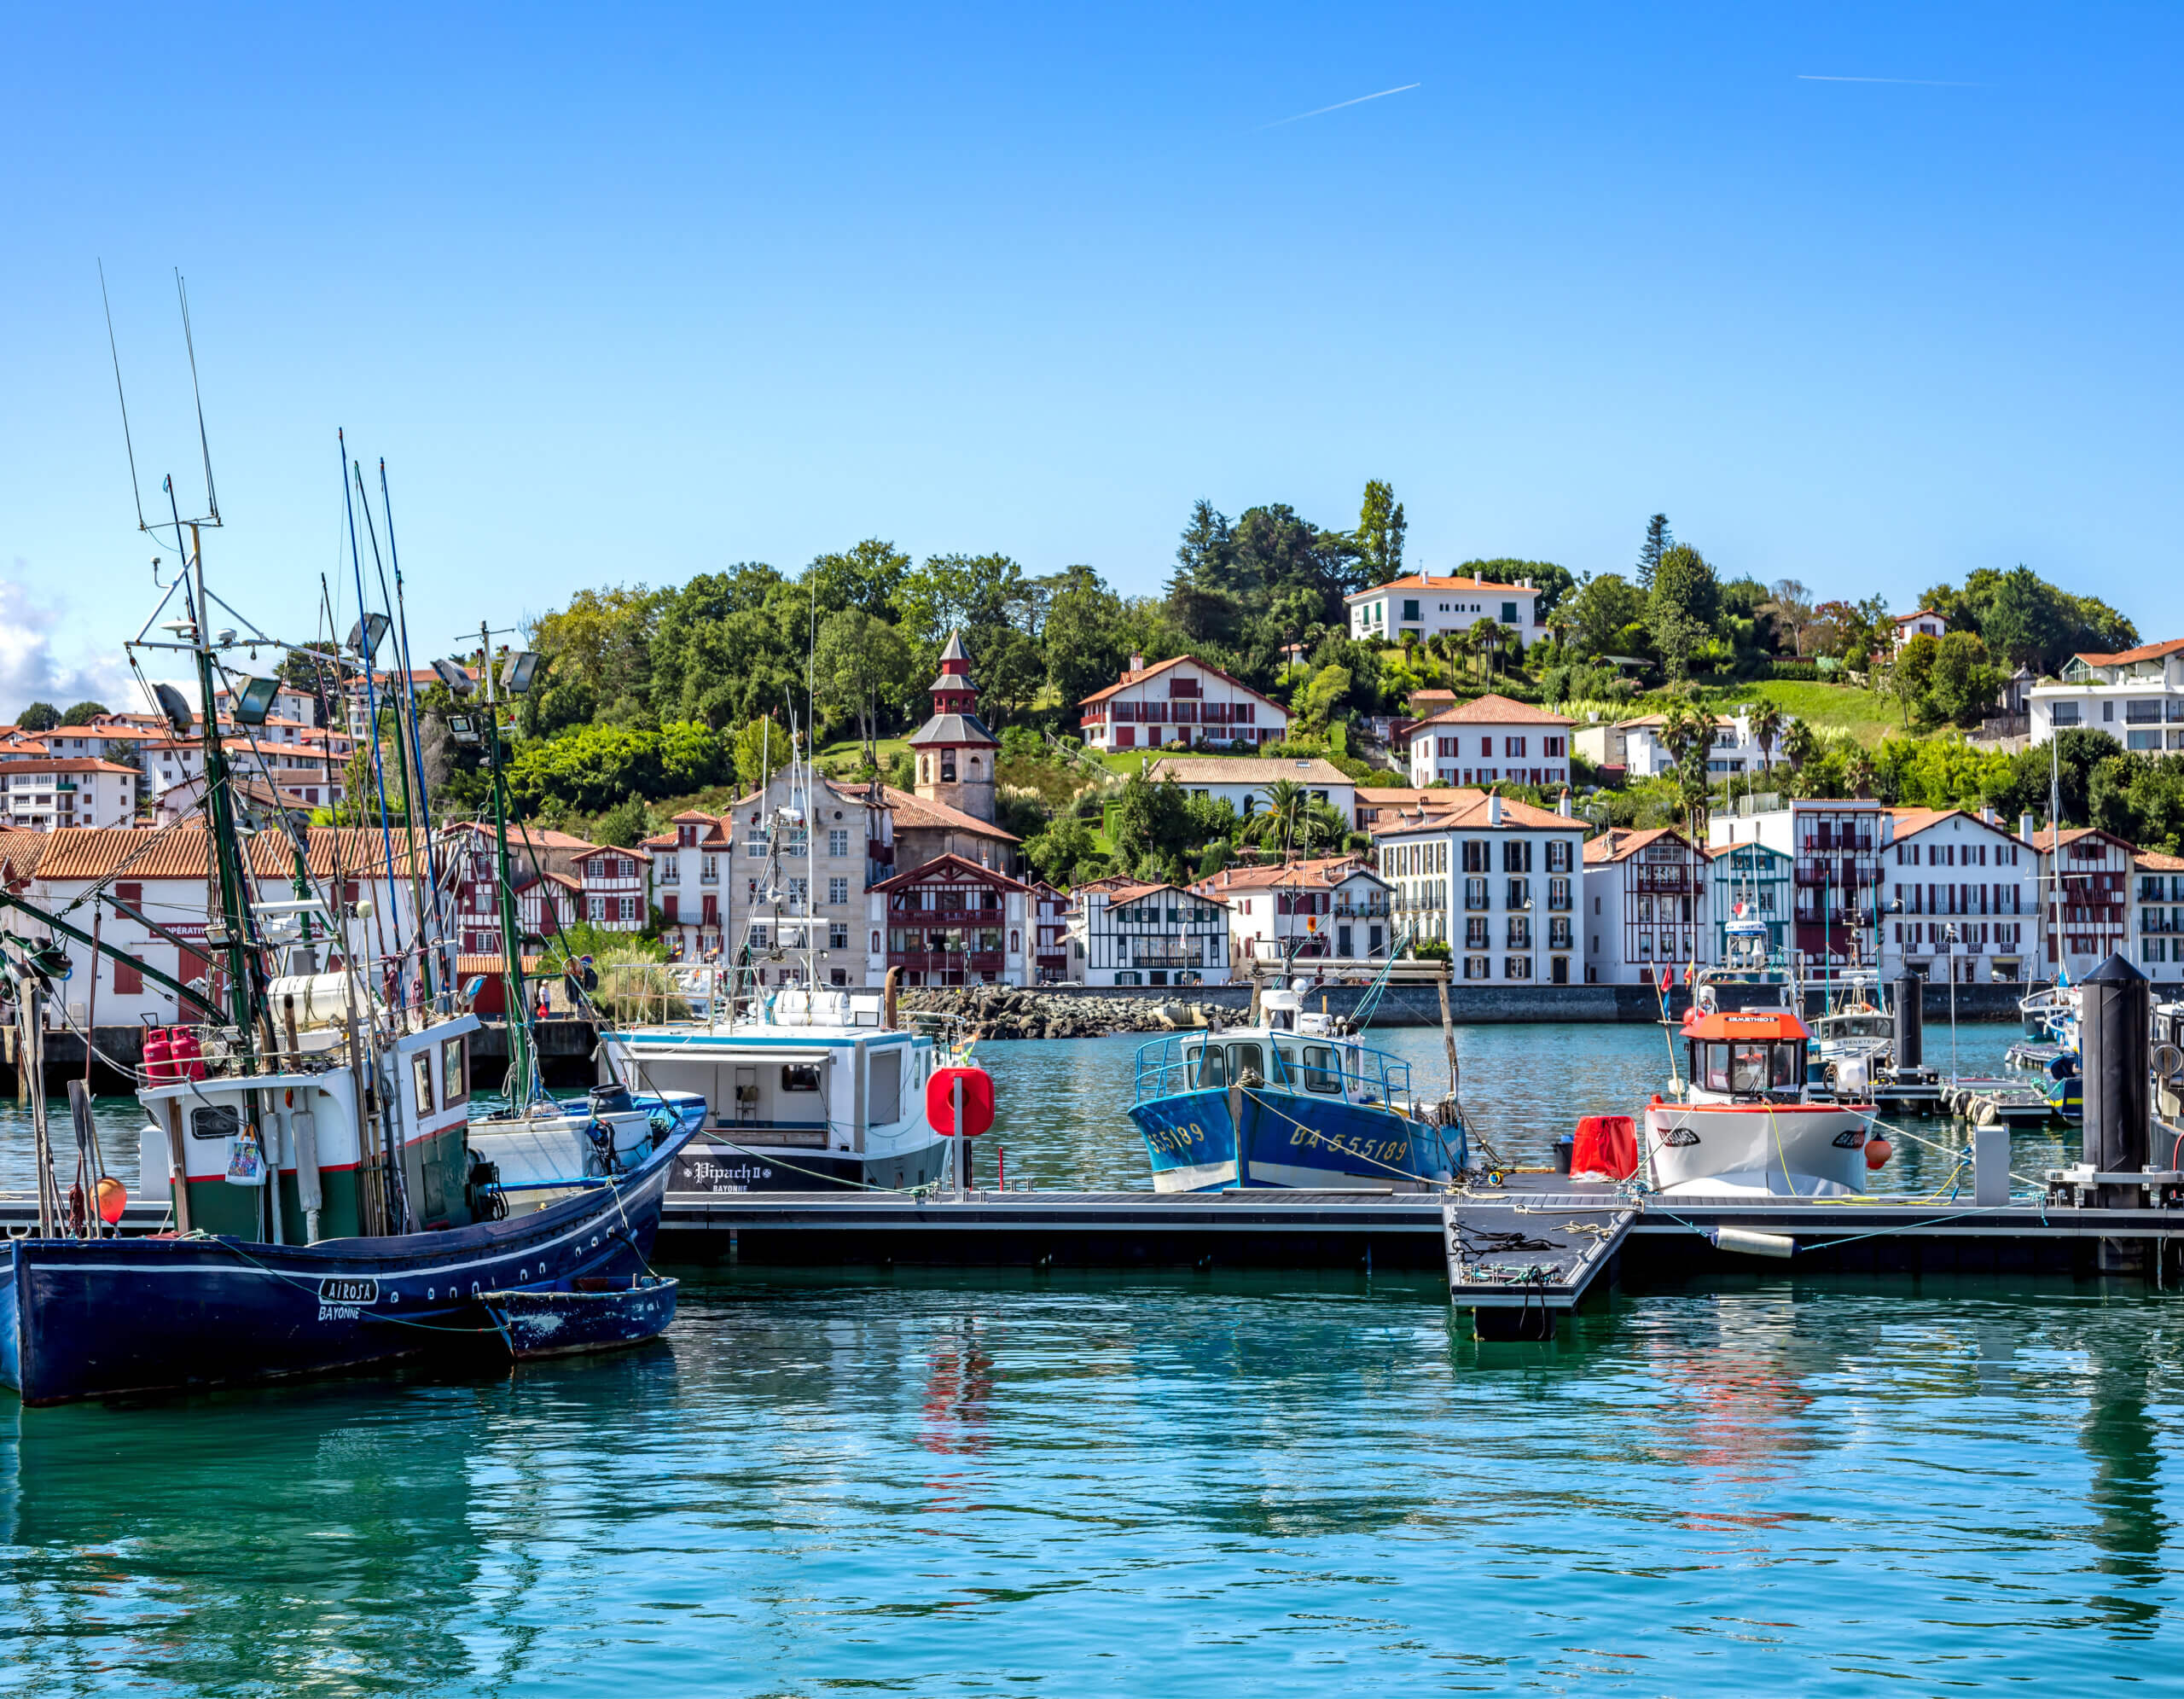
1129;652;1145;674
1558;788;1571;818
2019;811;2036;845
1487;791;1502;827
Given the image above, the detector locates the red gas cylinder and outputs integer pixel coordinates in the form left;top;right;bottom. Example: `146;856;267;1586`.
171;1028;206;1082
142;1027;173;1083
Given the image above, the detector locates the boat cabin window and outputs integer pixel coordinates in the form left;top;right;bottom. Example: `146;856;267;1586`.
1228;1043;1265;1083
870;1049;902;1122
1193;1044;1228;1089
190;1104;240;1141
1696;1041;1803;1094
781;1064;822;1093
1298;1044;1343;1095
411;1051;435;1116
442;1037;469;1107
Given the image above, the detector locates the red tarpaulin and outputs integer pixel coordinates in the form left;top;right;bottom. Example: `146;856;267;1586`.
1571;1114;1638;1180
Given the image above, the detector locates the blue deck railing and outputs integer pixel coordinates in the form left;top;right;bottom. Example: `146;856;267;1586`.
1133;1033;1413;1108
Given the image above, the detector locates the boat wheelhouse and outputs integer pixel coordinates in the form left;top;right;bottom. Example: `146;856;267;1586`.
1130;988;1462;1191
1647;1007;1873;1196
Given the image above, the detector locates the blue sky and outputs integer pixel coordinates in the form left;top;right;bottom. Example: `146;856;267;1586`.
3;3;2181;709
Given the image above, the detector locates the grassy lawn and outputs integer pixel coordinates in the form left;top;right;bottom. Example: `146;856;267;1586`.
1714;680;1910;746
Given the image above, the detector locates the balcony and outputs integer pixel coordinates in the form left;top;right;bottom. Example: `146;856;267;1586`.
1130;944;1202;969
891;951;1003;974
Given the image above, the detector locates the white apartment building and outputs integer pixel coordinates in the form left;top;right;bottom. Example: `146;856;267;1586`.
1572;707;1790;780
2133;851;2184;986
1147;756;1356;827
2031;824;2135;980
1371;792;1584;985
1708;800;1886;972
1879;808;2037;984
1582;827;1708;984
0;759;140;830
1066;880;1232;986
2029;638;2184;751
1345;573;1548;647
1077;655;1288;753
647;811;733;960
1190;855;1392;970
1407;694;1572;789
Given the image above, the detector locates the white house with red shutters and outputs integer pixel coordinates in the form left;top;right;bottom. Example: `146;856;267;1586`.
1189;855;1392;970
1077;654;1288;753
1406;693;1573;789
647;811;733;960
573;844;652;931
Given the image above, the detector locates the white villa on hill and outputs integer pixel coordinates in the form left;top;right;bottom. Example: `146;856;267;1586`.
2029;638;2184;753
1077;655;1288;753
1405;694;1572;789
1345;573;1548;647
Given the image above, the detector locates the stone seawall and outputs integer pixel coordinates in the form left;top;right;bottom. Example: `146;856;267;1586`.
899;980;2034;1039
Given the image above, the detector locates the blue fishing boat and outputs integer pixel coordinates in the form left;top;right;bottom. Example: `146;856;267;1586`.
483;1273;680;1359
1130;986;1464;1190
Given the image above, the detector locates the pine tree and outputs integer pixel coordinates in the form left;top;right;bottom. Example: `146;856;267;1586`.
1637;514;1671;591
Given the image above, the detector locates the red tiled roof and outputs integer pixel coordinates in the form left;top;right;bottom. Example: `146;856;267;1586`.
1414;692;1572;729
572;843;653;864
1583;826;1689;864
1077;653;1284;712
1192;855;1382;894
32;826;411;882
1345;573;1536;602
2071;637;2184;668
1370;792;1575;833
880;785;1019;842
868;850;1029;894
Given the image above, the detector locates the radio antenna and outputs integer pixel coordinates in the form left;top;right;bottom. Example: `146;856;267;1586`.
176;269;220;522
97;259;149;533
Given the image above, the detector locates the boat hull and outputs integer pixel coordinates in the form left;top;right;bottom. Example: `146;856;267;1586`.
483;1277;679;1359
0;1132;690;1407
1645;1103;1872;1196
1131;1087;1458;1192
667;1137;951;1193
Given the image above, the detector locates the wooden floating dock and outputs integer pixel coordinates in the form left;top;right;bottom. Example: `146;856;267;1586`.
19;1178;2181;1341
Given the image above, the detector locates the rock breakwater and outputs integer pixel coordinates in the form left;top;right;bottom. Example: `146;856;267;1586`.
898;986;1227;1041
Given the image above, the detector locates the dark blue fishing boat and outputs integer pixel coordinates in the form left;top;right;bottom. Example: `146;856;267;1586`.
1130;988;1464;1191
482;1272;680;1359
0;1130;690;1405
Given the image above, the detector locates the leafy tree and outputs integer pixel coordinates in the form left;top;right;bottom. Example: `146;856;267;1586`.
1356;480;1406;582
1569;573;1648;658
648;565;799;728
2090;753;2184;853
1648;544;1717;681
731;717;793;793
1460;559;1575;621
974;628;1047;727
525;585;662;736
1023;814;1103;887
1925;631;2003;728
17;702;59;732
1995;728;2121;827
1293;664;1353;730
1110;773;1196;870
1636;514;1672;591
59;701;109;725
1763;579;1818;656
815;608;917;760
894;553;1025;651
1888;631;1941;726
1043;573;1133;713
596;796;652;848
804;538;910;620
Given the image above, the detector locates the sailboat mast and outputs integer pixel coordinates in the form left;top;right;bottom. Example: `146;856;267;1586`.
180;507;258;1048
482;621;534;1104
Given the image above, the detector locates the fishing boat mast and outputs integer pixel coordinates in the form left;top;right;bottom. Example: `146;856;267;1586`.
479;621;537;1107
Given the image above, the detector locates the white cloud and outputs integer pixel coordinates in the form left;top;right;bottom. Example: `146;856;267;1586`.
0;558;140;719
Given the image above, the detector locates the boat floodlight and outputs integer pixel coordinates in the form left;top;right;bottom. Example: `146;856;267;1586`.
347;613;390;659
153;682;195;734
432;657;476;696
445;711;482;746
231;676;282;726
501;650;543;695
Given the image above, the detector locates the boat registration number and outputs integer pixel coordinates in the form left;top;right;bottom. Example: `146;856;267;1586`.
1142;1121;1209;1155
318;1277;380;1310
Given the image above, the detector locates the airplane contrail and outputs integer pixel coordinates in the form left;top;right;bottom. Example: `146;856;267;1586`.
1262;83;1421;129
1797;74;1986;87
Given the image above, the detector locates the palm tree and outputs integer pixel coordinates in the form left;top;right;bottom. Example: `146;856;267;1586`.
1469;616;1501;684
1658;698;1716;835
1780;719;1820;774
1844;748;1876;799
1749;700;1784;773
1259;778;1308;859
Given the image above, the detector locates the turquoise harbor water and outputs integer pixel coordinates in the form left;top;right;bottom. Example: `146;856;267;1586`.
2;1021;2175;1695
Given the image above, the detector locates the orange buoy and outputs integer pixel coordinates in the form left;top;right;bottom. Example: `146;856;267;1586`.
1865;1136;1892;1170
96;1176;128;1224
